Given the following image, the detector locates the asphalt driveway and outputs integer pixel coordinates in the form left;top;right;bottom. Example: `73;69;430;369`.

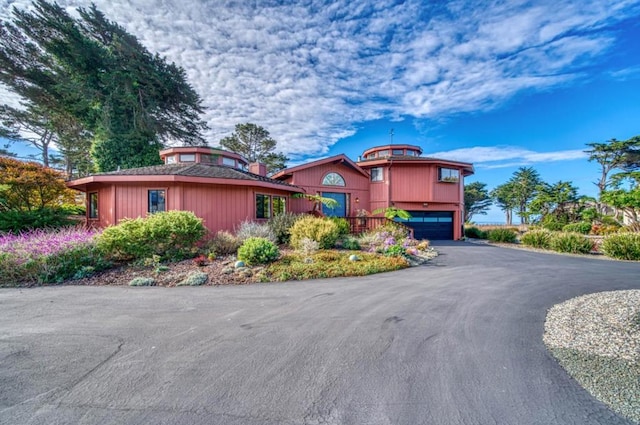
1;241;639;425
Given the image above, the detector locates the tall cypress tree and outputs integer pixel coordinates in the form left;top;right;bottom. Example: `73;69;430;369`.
0;0;208;172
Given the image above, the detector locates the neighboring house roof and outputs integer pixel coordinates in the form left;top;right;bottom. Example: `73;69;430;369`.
66;163;301;192
272;154;370;180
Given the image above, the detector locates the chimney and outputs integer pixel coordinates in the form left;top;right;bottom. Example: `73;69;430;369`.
249;162;267;177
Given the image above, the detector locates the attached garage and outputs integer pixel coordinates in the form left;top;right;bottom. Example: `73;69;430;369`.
397;211;454;240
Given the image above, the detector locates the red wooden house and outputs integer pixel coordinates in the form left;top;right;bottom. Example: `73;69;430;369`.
67;144;474;240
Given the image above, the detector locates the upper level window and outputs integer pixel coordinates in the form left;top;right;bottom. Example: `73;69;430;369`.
179;153;195;162
370;167;383;182
222;157;236;167
392;149;404;156
378;150;390;158
165;155;176;164
148;190;166;213
88;192;98;219
405;150;416;156
366;153;376;159
322;172;346;186
438;168;460;183
200;154;214;164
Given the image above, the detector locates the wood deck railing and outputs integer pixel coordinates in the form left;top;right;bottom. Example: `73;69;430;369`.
343;216;414;238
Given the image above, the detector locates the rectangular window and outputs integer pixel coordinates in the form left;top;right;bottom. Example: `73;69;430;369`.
200;154;213;164
222;157;236;167
179;153;195;162
366;153;376;159
438;168;460;183
272;196;286;215
392;149;404;156
256;194;271;219
378;150;389;157
370;167;383;182
405;150;415;156
165;155;176;164
148;190;166;213
88;192;98;219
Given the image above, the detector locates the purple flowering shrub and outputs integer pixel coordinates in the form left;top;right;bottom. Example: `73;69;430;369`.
0;227;110;285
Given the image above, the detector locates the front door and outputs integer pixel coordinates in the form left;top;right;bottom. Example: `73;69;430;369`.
321;192;347;217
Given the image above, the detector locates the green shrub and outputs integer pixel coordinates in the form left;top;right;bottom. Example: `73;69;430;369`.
39;245;111;283
590;223;621;235
267;212;302;244
487;228;517;243
384;245;406;257
541;214;569;231
562;222;592;234
206;230;242;256
0;207;76;233
465;226;487;239
97;211;206;261
549;232;593;254
177;271;208;286
237;237;280;265
129;277;155;286
330;217;351;236
236;220;276;242
521;229;553;249
601;233;640;260
290;216;340;249
341;236;361;250
378;222;410;240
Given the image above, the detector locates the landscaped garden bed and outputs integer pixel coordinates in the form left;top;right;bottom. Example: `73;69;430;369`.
1;211;437;287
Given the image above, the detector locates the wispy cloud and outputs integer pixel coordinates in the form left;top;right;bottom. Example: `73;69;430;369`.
1;0;638;159
430;146;588;168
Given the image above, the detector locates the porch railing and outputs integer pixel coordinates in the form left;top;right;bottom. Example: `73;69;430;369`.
343;216;414;238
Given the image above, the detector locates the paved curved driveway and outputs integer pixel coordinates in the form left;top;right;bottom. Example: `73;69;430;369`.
1;242;639;425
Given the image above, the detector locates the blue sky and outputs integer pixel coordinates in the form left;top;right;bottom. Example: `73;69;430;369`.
2;0;640;222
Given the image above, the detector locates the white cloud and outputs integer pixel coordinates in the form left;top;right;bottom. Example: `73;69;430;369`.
1;0;638;157
429;146;588;168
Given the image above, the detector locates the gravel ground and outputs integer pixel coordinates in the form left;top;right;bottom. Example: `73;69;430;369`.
544;290;640;423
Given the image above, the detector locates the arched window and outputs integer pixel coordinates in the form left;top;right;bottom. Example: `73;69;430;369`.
322;172;346;186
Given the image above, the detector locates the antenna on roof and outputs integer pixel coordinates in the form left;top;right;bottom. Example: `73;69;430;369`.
389;128;394;145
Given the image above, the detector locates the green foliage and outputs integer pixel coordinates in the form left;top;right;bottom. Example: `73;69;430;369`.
590;223;621;236
0;207;76;232
129;277;155;286
464;181;492;222
97;211;206;261
330;217;351;236
340;236;361;250
177;272;208;286
541;213;569;231
219;123;288;173
601;233;640;260
520;229;553;249
267;212;302;244
296;237;320;257
384;245;407;257
236;220;276;242
205;230;241;256
464;226;487;239
549;232;594;254
487;228;517;243
262;251;409;281
372;206;412;220
0;0;207;172
562;222;592;234
290;216;340;249
237;237;280;265
491;167;543;225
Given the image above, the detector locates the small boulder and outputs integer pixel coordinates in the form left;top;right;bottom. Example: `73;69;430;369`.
234;260;246;268
349;254;360;262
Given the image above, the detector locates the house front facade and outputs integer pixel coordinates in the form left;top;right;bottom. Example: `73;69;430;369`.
67;144;474;240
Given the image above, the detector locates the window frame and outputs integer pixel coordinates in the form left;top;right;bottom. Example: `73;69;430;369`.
179;153;196;162
370;167;383;182
165;155;176;164
438;167;460;183
322;172;346;187
88;192;98;219
272;196;286;215
256;194;272;219
148;189;166;214
222;157;236;167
